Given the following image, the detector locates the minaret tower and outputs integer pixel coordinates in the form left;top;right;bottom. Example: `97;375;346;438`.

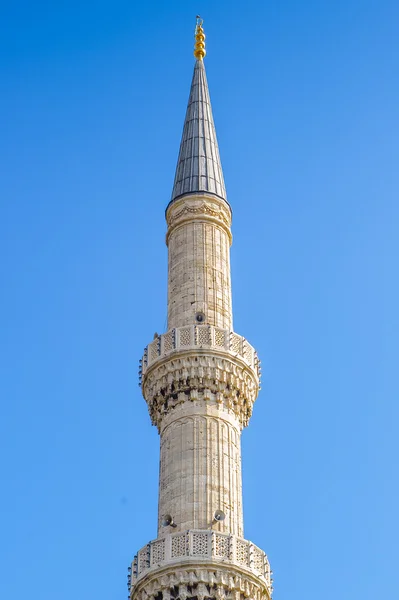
129;18;272;600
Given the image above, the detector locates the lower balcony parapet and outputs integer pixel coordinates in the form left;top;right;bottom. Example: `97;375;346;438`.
129;530;272;592
140;325;260;381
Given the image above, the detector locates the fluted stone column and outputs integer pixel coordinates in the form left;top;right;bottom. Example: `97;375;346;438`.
166;193;233;331
158;398;243;537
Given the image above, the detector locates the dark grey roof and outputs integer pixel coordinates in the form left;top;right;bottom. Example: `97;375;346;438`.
171;59;226;202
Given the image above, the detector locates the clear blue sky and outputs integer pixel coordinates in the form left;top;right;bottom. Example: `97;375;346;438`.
1;1;398;598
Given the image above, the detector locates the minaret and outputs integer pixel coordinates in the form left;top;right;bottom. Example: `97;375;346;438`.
130;18;272;600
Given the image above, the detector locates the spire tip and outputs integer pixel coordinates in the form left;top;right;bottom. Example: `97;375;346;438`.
194;17;206;60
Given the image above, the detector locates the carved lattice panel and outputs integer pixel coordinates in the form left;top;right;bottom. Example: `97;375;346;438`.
197;326;211;346
149;339;159;362
162;331;174;354
214;533;229;558
214;328;226;348
138;547;150;573
265;558;272;585
151;539;165;564
235;539;249;566
230;333;242;354
171;533;187;558
252;546;264;574
179;327;192;347
191;531;209;556
243;343;253;366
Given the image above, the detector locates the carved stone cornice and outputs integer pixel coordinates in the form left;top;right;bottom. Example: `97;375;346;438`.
130;563;272;600
166;194;232;245
142;351;259;432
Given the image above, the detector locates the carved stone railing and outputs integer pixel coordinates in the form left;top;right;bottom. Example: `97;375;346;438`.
140;325;259;381
129;530;272;590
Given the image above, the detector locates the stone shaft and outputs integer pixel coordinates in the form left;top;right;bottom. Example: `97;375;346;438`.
158;394;243;537
166;194;233;330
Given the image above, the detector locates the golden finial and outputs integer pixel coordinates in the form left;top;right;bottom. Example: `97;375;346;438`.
194;16;206;60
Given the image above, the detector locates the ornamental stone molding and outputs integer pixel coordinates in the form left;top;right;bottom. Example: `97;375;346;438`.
130;565;272;600
165;194;232;246
142;352;259;432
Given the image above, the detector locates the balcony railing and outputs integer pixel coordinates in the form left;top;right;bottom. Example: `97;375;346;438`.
129;530;271;590
140;325;259;382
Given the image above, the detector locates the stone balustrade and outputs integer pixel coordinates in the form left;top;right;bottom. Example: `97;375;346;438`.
129;530;272;590
140;325;259;380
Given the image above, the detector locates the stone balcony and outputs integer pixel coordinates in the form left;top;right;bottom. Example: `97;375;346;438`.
129;530;272;591
140;325;260;381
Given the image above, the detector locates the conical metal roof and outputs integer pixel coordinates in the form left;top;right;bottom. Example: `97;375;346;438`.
170;59;227;202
